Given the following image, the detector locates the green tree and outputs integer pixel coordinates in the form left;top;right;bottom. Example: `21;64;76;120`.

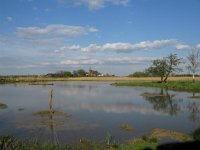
63;71;73;77
73;69;86;77
129;71;148;77
146;54;182;82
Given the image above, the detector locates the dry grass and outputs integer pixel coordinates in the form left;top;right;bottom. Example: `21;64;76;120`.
33;110;71;117
150;128;192;142
120;123;134;132
1;76;200;82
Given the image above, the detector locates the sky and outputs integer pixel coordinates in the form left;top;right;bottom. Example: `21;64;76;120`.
0;0;200;76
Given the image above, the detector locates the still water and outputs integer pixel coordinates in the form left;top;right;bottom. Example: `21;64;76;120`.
0;81;199;144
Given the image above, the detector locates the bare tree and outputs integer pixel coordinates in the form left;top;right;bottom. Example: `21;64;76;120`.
186;48;200;83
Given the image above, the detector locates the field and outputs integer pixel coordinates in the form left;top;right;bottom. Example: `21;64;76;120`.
1;76;200;83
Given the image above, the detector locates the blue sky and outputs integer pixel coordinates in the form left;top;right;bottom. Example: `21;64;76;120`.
0;0;200;75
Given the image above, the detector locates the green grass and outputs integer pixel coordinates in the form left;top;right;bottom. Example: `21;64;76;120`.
192;128;200;140
0;135;157;150
119;143;157;150
112;81;200;92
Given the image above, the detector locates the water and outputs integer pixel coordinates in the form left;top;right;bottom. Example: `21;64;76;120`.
0;81;199;144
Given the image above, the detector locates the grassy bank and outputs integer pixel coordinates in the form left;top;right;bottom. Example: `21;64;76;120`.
112;81;200;92
0;136;156;150
0;128;195;150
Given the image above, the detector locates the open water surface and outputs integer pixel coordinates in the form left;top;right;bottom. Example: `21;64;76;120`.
0;81;199;144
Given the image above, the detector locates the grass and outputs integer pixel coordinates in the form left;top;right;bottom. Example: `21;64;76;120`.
33;110;71;117
119;124;134;132
1;76;200;83
192;128;200;140
149;128;192;142
127;138;157;150
0;135;157;150
0;127;195;150
112;81;200;92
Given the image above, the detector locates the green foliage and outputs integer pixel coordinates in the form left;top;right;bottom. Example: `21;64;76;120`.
73;69;86;77
119;143;156;150
45;69;103;78
47;71;73;77
146;54;182;82
129;72;148;77
142;136;158;143
192;128;200;140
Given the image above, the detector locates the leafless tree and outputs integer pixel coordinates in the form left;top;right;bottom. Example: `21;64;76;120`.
186;48;200;83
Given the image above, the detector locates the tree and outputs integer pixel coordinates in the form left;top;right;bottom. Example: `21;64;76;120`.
129;71;148;77
146;54;182;82
73;69;86;77
186;48;200;83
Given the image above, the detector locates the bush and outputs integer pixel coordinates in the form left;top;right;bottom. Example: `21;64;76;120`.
192;128;200;140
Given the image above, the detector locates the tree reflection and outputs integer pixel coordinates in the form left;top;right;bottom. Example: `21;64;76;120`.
188;92;200;99
142;89;182;116
187;102;200;123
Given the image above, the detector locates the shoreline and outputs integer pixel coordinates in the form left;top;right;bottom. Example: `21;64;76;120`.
1;76;200;92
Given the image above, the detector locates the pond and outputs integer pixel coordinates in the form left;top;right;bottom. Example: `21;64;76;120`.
0;81;199;144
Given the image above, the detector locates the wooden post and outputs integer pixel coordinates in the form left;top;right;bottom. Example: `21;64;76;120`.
49;89;53;113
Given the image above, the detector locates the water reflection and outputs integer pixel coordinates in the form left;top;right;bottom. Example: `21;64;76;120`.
142;89;182;116
187;102;200;123
1;82;200;144
34;89;70;144
188;92;200;99
0;103;8;109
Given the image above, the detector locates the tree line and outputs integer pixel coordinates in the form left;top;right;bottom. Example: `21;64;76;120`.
129;48;200;83
46;69;114;77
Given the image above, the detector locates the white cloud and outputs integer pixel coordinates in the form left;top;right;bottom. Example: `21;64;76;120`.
58;0;129;10
6;16;13;22
60;58;101;65
64;102;167;115
176;44;191;50
38;56;153;67
88;27;99;32
106;57;154;64
55;45;81;53
196;44;200;49
82;39;177;52
55;39;177;53
17;24;98;38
